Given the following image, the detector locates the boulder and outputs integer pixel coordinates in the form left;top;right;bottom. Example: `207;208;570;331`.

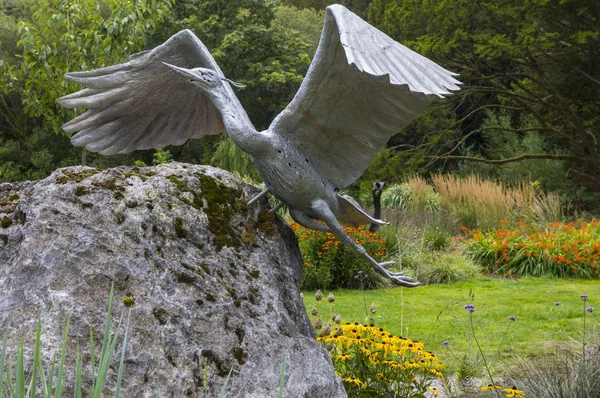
0;163;345;397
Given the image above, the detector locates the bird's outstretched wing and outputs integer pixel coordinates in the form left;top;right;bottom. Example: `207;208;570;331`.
58;30;226;155
269;5;461;189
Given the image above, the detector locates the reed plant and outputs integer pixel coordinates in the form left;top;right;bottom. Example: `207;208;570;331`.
0;283;133;398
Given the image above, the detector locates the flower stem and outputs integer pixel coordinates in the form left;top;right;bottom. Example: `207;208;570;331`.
469;313;501;398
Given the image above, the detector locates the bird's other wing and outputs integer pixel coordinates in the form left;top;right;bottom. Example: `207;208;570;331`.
58;30;226;155
268;5;461;189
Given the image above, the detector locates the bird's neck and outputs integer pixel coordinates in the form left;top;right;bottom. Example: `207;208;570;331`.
210;88;266;155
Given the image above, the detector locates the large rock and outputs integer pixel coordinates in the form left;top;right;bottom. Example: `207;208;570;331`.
0;163;345;397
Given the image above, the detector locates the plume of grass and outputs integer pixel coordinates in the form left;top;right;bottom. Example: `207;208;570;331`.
431;174;536;229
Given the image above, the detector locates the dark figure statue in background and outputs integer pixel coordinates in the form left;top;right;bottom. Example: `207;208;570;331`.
58;5;460;287
369;182;386;233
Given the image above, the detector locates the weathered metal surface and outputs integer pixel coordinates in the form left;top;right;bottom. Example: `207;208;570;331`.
58;4;461;286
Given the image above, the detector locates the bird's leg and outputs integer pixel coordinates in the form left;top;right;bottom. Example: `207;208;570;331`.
289;209;330;232
247;188;269;205
311;199;420;287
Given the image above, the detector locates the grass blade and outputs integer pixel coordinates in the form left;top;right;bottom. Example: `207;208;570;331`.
53;318;70;398
93;281;116;398
93;312;123;398
279;353;285;398
15;341;24;397
101;282;115;358
0;325;9;398
74;345;82;398
37;353;52;398
114;309;132;398
26;317;42;398
203;361;209;397
89;328;95;393
48;350;56;394
218;367;234;398
5;360;14;398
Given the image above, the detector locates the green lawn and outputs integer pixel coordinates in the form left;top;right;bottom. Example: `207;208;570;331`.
303;276;600;373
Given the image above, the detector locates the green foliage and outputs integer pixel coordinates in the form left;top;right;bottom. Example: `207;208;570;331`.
293;223;390;290
369;0;600;195
3;0;171;134
152;149;173;165
274;5;323;57
0;0;172;181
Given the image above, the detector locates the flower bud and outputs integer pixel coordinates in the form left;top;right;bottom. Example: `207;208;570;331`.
328;292;335;303
315;290;323;302
311;306;319;317
369;302;377;314
314;318;323;330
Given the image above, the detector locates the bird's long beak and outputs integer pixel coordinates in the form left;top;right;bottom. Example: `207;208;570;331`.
162;63;196;79
162;63;246;89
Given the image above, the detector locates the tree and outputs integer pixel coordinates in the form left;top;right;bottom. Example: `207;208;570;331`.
368;0;600;192
0;0;172;180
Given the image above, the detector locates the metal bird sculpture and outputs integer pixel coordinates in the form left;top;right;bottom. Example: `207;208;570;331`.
58;5;460;287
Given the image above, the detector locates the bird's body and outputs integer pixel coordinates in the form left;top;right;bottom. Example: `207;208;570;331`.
58;4;460;287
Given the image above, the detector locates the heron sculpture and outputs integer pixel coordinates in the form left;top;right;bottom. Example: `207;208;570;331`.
58;5;460;287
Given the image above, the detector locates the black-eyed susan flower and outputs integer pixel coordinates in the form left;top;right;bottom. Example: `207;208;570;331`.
480;384;502;391
342;376;365;388
503;386;526;397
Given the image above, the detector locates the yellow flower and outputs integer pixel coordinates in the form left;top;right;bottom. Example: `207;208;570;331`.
481;385;502;392
342;377;365;388
503;387;526;397
428;387;440;397
335;353;351;361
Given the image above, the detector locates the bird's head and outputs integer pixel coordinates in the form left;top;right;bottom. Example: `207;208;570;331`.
162;63;245;93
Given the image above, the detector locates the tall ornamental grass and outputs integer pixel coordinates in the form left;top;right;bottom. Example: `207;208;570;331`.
431;174;538;230
381;174;562;232
461;220;600;278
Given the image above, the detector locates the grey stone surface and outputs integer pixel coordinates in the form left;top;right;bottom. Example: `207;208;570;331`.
0;163;346;397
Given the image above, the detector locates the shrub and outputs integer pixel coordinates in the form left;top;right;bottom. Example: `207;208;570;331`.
318;323;443;397
293;223;390;290
462;219;600;278
418;252;481;285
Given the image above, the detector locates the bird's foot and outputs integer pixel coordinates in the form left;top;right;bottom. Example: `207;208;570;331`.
388;274;421;287
371;261;419;287
378;261;405;276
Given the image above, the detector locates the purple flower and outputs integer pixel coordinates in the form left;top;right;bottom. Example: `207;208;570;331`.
358;271;363;275
365;274;368;279
587;307;593;313
354;275;359;280
554;302;560;306
442;341;449;346
464;304;475;313
509;316;516;321
581;294;588;301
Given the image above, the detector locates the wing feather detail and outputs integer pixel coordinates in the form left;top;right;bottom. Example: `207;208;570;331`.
58;30;226;155
269;5;461;189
